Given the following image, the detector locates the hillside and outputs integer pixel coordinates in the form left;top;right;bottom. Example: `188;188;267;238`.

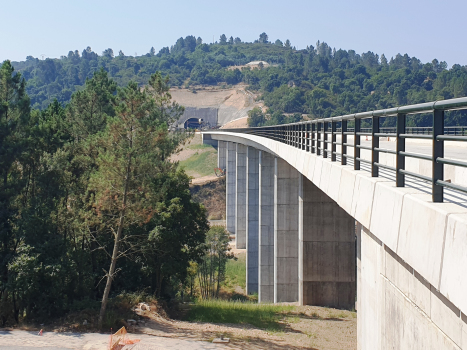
9;34;467;126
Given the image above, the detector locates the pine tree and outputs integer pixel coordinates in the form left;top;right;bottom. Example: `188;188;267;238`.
0;61;30;324
96;74;186;328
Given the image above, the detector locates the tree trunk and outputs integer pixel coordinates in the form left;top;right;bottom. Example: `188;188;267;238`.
216;254;221;298
97;213;124;329
97;152;132;329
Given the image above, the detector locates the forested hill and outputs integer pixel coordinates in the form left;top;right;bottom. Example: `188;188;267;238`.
10;33;467;125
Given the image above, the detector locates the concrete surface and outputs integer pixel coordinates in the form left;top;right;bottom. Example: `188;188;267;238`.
274;158;299;303
177;107;218;129
258;151;275;303
358;225;466;349
299;175;355;308
225;142;236;234
217;141;226;171
246;147;259;294
235;144;247;249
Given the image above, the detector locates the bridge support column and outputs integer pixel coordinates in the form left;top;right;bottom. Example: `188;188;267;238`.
259;151;275;302
299;174;355;308
226;142;236;234
246;147;259;294
274;158;299;302
218;141;226;170
236;144;247;249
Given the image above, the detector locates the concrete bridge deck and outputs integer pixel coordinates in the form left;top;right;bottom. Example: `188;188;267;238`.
204;130;467;350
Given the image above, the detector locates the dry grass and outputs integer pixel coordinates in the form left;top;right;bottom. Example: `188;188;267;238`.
136;303;356;350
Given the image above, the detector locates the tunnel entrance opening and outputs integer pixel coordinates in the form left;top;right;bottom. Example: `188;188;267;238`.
184;118;203;129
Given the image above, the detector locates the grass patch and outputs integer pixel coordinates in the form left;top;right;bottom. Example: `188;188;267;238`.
224;253;246;290
186;300;294;330
179;149;217;177
287;315;301;324
188;143;214;150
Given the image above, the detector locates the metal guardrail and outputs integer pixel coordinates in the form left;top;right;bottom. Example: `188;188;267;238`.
216;97;467;203
357;126;467;135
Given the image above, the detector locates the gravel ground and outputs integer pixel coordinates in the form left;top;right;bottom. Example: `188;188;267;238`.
0;330;222;350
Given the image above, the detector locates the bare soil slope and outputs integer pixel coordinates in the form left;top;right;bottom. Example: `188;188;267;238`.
170;85;262;127
170;86;240;107
221;117;249;129
190;178;226;220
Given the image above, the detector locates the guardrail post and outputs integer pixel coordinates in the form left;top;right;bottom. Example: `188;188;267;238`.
294;125;296;146
301;124;303;149
294;125;297;147
300;124;303;149
323;122;328;158
291;125;294;146
433;109;444;202
288;125;291;145
298;124;303;149
341;120;347;165
297;124;300;148
289;125;292;145
317;122;321;156
354;118;361;170
371;115;379;177
331;121;337;162
299;124;301;148
311;123;315;153
306;124;310;152
396;113;406;187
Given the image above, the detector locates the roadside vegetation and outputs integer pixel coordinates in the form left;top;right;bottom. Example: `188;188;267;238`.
0;63;209;328
187;300;294;331
178;144;218;177
174;133;218;178
224;253;246;291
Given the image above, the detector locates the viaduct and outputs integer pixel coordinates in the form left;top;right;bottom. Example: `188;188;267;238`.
202;97;467;349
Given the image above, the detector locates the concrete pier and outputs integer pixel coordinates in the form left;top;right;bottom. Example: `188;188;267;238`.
236;144;247;249
274;158;299;302
258;151;275;302
218;140;226;170
246;147;259;294
226;142;236;234
299;174;356;308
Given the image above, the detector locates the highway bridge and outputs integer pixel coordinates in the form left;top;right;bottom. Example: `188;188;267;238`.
202;97;467;349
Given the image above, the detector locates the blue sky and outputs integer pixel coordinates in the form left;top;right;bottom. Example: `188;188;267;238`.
1;0;466;65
